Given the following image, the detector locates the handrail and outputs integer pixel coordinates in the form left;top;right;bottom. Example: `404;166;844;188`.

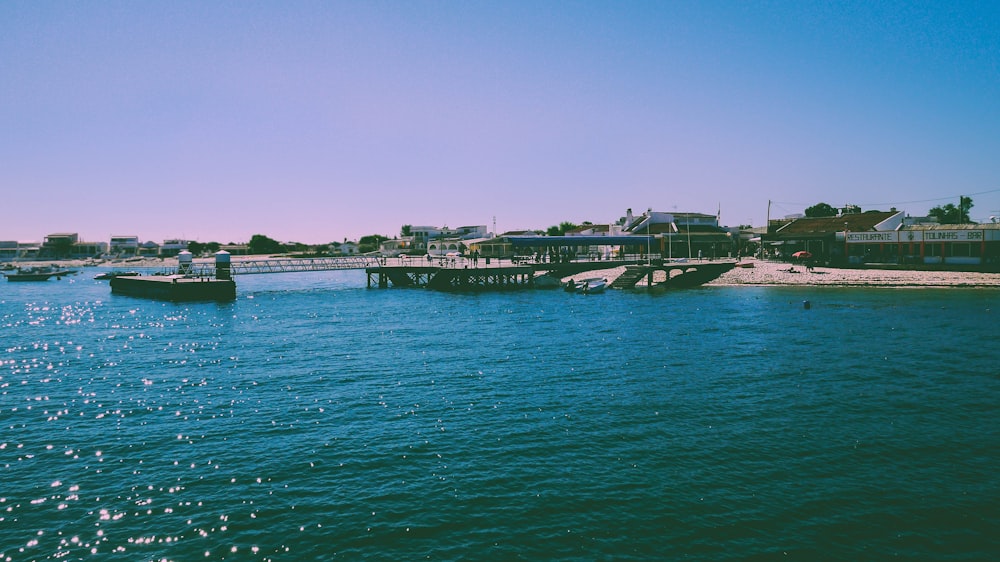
179;256;382;276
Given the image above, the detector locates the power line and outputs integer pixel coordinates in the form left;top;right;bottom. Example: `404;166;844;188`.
771;188;1000;210
854;188;1000;208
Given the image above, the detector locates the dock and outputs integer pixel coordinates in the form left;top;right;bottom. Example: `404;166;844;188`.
104;250;736;300
366;264;535;290
110;274;237;301
366;259;736;291
109;250;236;301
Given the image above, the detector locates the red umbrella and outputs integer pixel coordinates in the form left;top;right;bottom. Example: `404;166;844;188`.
792;250;812;259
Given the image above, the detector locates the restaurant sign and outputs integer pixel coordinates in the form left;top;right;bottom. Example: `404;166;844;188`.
846;232;898;243
847;230;986;244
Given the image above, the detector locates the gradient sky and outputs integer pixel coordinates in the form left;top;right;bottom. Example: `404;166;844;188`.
3;1;999;244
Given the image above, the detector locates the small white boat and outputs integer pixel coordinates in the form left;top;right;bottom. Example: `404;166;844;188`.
565;277;607;294
94;271;141;280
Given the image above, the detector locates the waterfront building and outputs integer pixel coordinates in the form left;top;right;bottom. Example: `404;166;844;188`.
160;239;191;257
622;209;733;259
565;223;621;259
110;235;140;256
865;223;1000;266
404;224;489;256
40;233;108;258
766;211;902;262
138;241;160;256
0;240;40;261
428;237;465;257
379;237;413;256
765;211;1000;266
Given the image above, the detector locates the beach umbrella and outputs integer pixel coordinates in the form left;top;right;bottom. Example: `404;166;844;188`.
792;250;812;259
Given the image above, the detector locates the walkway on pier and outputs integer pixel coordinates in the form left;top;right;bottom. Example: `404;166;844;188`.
178;254;734;290
186;255;382;276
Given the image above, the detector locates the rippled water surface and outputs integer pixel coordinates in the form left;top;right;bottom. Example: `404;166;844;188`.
2;270;998;560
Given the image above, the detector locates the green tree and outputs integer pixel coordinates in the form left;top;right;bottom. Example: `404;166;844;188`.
359;234;388;253
248;234;283;255
546;221;579;236
929;197;973;224
401;224;412;236
805;202;838;218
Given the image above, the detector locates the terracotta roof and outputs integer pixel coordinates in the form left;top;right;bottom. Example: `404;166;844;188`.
566;224;611;234
776;212;897;235
903;223;1000;231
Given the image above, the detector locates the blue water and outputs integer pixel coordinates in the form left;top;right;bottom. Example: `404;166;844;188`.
2;269;998;560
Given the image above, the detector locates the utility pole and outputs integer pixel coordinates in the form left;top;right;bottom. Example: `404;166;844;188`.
760;200;771;260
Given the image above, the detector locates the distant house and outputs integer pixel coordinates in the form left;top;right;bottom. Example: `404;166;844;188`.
219;244;250;255
408;226;443;253
336;241;360;255
138;241;160;256
379;238;414;256
110;235;140;256
405;224;489;256
454;225;488;239
160;239;190;257
427;238;465;257
566;224;614;236
0;240;39;261
40;233;107;258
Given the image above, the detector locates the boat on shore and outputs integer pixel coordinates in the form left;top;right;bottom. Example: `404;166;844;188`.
565;277;607;294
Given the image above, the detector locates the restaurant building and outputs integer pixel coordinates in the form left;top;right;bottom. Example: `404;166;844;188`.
766;212;1000;266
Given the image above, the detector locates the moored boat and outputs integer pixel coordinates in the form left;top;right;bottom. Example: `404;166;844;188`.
565;277;607;294
3;266;76;281
94;271;141;280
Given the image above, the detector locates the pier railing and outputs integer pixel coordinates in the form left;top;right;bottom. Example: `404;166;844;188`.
185;256;383;276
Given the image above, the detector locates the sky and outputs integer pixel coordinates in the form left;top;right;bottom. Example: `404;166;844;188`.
2;1;999;245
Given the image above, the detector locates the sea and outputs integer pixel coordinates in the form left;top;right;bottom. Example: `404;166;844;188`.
2;268;998;561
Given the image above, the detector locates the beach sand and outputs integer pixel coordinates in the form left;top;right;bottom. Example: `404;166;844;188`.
562;258;1000;288
710;258;1000;288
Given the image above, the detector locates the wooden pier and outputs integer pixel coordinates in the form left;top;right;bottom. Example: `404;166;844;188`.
608;261;736;289
365;260;736;291
110;275;237;301
366;265;535;290
107;252;735;299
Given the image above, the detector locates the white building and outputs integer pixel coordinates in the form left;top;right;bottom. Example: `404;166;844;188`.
110;235;140;256
160;239;191;257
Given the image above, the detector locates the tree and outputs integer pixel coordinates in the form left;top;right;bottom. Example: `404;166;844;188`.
805;202;838;218
359;234;388;253
401;224;412;236
546;221;579;236
248;234;283;255
929;197;973;224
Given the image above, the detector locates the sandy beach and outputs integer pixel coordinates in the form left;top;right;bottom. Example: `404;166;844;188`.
561;258;1000;288
708;258;1000;288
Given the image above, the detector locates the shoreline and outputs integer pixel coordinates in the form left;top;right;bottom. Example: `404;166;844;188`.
7;256;1000;288
707;258;1000;288
562;258;1000;289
